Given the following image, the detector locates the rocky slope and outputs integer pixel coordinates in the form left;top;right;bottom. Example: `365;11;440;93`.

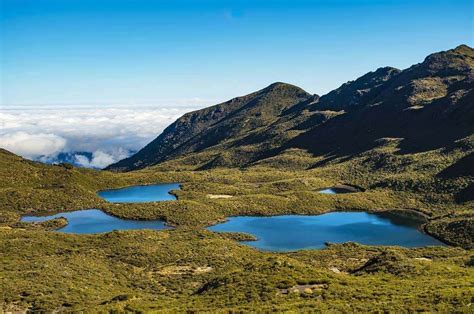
107;83;313;171
107;45;474;172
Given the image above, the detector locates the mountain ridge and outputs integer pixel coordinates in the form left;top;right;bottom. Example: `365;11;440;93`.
107;44;474;172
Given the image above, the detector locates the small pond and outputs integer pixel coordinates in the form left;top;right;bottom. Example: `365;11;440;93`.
21;209;171;234
208;212;445;251
318;186;359;194
98;183;181;203
319;188;345;194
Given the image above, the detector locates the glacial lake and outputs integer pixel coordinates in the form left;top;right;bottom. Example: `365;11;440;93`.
208;212;445;251
98;183;180;203
21;209;171;234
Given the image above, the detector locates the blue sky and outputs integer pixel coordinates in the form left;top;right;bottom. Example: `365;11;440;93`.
1;0;473;106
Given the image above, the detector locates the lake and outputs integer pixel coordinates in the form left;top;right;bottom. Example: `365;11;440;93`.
208;212;445;251
21;183;180;234
21;209;171;234
98;183;181;203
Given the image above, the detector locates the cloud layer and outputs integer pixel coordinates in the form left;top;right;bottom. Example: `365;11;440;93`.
0;105;197;168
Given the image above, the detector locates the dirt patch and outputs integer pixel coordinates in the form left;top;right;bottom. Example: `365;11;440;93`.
414;257;432;262
158;265;213;275
207;194;234;199
329;267;347;274
279;283;328;295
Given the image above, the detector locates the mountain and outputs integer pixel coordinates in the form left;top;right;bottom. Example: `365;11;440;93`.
107;45;474;172
107;83;314;171
285;44;474;158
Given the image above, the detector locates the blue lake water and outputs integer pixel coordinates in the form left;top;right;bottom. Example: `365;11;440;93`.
319;188;354;194
319;188;338;194
21;209;171;234
98;183;181;203
208;212;445;251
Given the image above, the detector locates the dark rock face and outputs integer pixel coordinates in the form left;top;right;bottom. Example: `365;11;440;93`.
107;45;474;172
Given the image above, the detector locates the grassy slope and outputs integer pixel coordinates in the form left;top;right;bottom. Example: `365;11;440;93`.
2;229;473;312
0;145;473;310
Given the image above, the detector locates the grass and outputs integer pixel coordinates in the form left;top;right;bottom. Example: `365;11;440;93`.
4;139;472;244
0;139;473;311
1;229;473;312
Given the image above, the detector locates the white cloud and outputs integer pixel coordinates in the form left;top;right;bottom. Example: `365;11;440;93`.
0;131;66;159
74;150;125;168
0;105;199;168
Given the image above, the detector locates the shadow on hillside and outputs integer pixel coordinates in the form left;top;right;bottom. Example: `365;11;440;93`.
437;152;474;179
455;183;474;203
261;94;474;168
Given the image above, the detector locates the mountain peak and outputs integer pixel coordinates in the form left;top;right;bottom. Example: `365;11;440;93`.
260;82;309;94
419;44;474;74
106;82;311;171
453;44;474;55
266;81;291;88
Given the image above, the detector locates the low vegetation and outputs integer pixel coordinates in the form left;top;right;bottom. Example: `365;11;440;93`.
0;138;473;311
1;229;473;312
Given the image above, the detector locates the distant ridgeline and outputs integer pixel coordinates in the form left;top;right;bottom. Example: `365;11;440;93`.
107;45;474;172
